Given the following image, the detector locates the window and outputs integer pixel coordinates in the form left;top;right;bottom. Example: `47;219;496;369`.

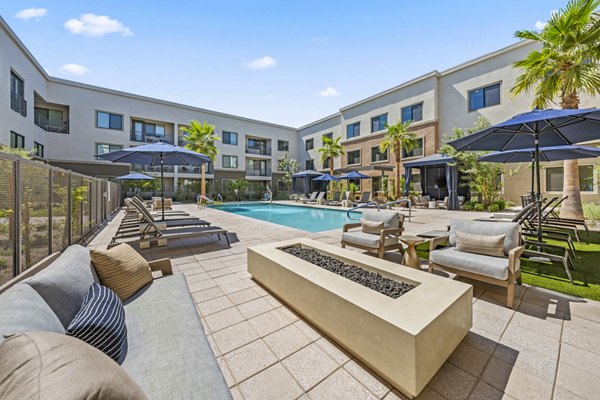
33;142;44;158
322;157;330;170
468;83;500;112
401;103;423;123
306;159;315;170
402;138;424;158
222;155;238;169
346;122;360;139
97;111;123;130
371;114;388;132
371;146;388;163
347;150;361;165
277;140;289;152
10;71;26;116
96;143;123;156
10;132;24;149
305;138;314;151
223;131;238;145
323;132;333;141
546;165;594;192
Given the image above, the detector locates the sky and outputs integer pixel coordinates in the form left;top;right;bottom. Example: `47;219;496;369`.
1;1;567;127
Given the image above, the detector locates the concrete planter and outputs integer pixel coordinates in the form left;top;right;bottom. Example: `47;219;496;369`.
248;238;472;398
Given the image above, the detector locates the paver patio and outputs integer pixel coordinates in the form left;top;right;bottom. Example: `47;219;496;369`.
88;203;600;400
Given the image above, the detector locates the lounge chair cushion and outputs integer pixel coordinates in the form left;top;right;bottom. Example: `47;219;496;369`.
430;247;515;280
361;210;399;229
449;220;520;256
361;219;383;234
24;245;99;327
121;274;231;399
455;231;505;258
0;284;65;344
342;231;399;249
90;244;153;301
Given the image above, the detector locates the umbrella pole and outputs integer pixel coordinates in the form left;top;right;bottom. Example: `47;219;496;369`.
535;135;543;243
530;154;535;202
161;156;165;221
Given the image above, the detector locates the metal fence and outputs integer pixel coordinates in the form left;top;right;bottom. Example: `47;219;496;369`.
0;153;121;285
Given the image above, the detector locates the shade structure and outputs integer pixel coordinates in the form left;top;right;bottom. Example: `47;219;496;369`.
292;170;323;196
339;170;370;179
312;173;340;181
113;172;155;181
449;108;600;242
97;142;211;220
403;154;458;209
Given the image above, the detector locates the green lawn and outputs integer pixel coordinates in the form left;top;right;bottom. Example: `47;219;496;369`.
417;231;600;302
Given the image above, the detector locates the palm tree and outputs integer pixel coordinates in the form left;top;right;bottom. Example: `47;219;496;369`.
510;0;600;219
318;136;344;175
380;120;417;199
180;120;220;201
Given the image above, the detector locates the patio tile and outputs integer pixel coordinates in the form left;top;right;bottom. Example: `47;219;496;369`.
556;362;600;400
197;295;234;316
204;307;245;332
509;309;563;340
263;324;312;360
481;356;553;400
212;321;260;355
237;297;275;319
568;299;600;324
472;309;510;338
282;343;339;391
553;386;586;400
216;357;235;387
516;300;565;323
561;318;600;355
188;277;218;293
277;305;300;323
238;363;304;400
315;337;351;365
224;339;278;383
308;369;377;400
229;386;244;400
293;319;322;341
248;308;294;337
383;389;410;400
184;271;210;283
473;294;515;322
414;387;445;400
192;286;225;303
467;380;514;400
559;343;600;378
462;327;500;355
227;287;261;305
428;363;477;400
343;359;391;398
448;343;491;377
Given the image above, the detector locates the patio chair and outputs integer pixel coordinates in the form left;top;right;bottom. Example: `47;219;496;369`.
326;191;342;206
541;196;589;236
351;191;371;207
301;192;318;204
305;192;325;204
152;197;173;211
411;195;430;208
341;210;405;258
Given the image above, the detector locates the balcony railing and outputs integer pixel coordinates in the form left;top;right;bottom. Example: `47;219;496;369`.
10;91;26;116
245;166;272;177
130;131;174;145
179;164;213;174
132;164;175;173
34;111;69;134
245;145;271;156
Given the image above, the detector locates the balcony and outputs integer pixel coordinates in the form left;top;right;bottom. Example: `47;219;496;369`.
131;131;174;145
132;164;175;173
179;164;213;174
10;91;26;116
245;165;272;177
246;138;271;156
34;110;69;134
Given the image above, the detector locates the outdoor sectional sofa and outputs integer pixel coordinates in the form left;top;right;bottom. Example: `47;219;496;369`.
0;245;232;400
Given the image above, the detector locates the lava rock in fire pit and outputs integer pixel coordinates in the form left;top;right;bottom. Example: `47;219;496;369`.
282;247;415;299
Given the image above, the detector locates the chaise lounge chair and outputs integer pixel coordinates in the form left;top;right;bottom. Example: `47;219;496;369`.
301;192;318;204
351;191;371;207
326;191;342;206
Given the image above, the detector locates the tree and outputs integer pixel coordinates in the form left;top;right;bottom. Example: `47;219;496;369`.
277;152;301;193
180;120;220;201
510;0;600;219
227;179;249;201
379;121;417;199
317;136;344;175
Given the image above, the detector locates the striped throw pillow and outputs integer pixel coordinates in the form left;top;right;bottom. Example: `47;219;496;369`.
90;243;153;301
66;283;126;362
455;231;506;258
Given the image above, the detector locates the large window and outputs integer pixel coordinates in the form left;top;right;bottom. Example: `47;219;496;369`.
132;120;165;141
402;137;424;158
305;138;314;150
401;103;423;123
277;140;289;152
371;114;388;132
346;122;360;139
371;146;388;163
546;165;594;192
10;132;24;149
34;142;44;158
97;111;123;130
96;143;123;156
10;71;26;116
322;157;330;170
323;132;333;141
222;155;238;169
468;83;500;112
347;150;361;165
305;159;315;170
223;131;238;145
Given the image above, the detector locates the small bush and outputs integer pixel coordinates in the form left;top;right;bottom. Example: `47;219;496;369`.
488;204;500;213
494;199;506;211
583;202;600;227
473;203;485;212
463;203;473;211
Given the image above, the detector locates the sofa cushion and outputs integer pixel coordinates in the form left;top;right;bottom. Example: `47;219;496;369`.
430;247;516;280
0;284;64;344
0;331;146;400
90;244;153;301
361;210;400;229
342;231;399;249
361;219;383;235
120;274;231;400
67;283;126;362
455;231;505;258
449;220;520;256
24;245;98;328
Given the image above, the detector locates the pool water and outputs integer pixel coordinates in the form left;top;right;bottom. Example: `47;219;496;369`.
212;202;361;232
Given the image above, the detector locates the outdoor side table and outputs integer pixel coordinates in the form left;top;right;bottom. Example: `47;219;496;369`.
399;235;425;269
428;201;438;209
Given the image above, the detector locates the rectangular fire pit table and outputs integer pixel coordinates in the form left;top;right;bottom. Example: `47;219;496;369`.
247;238;472;399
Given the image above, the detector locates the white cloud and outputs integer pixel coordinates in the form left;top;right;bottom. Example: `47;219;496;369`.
64;13;133;37
15;8;47;20
59;63;90;76
243;56;277;70
534;21;547;31
316;86;340;98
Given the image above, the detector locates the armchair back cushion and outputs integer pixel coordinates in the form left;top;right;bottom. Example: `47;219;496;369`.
449;220;520;256
361;210;401;229
455;231;505;258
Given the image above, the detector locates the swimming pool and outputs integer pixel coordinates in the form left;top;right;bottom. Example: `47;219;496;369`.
212;202;361;232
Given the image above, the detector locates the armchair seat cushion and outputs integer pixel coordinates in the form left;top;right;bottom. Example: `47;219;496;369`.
342;231;399;249
430;247;515;280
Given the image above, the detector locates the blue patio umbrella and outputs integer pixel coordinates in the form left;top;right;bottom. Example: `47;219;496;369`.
113;172;155;181
312;173;340;181
449;108;600;242
292;170;322;196
339;170;370;180
97;142;211;220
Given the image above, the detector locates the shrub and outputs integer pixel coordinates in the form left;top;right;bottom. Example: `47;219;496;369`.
583;202;600;227
488;204;500;213
473;203;485;212
494;199;506;211
463;204;473;211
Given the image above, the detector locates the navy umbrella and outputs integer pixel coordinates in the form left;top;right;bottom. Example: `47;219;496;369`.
113;172;156;181
292;170;323;196
312;173;339;181
339;170;370;180
97;142;211;220
449;108;600;242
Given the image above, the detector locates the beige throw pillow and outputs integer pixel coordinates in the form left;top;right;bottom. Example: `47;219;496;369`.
90;243;153;301
361;219;384;235
455;231;505;258
0;332;147;400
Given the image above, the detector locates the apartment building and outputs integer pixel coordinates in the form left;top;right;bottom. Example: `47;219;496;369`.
2;15;600;203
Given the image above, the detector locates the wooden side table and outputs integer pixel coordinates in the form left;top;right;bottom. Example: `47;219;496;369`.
399;235;425;269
